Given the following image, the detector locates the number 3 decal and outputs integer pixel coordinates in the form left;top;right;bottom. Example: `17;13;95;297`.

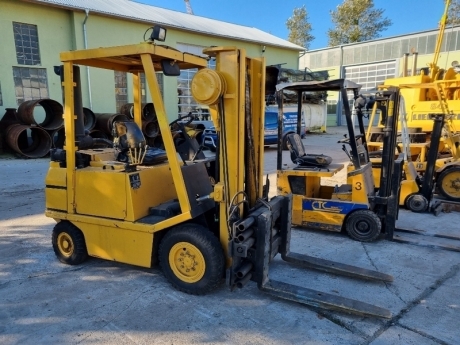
355;182;362;190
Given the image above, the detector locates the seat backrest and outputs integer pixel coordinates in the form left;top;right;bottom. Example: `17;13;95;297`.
113;121;146;151
286;133;306;159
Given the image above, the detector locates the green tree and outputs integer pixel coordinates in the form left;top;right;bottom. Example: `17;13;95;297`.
286;5;315;50
327;0;392;46
447;0;460;25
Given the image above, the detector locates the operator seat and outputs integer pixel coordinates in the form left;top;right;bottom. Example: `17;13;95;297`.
286;133;332;167
113;121;167;166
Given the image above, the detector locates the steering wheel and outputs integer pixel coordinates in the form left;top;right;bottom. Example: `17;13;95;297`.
169;114;195;132
338;134;364;144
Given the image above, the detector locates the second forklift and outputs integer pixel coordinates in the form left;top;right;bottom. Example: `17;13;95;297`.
276;80;403;242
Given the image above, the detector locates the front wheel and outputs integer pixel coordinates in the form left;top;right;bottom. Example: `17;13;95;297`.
159;224;225;295
51;221;88;265
437;167;460;202
405;193;428;212
345;209;381;242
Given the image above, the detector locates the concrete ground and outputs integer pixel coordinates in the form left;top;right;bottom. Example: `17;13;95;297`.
1;127;459;344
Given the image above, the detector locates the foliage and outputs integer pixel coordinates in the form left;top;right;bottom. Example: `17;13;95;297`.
447;0;460;25
286;5;315;50
327;0;392;47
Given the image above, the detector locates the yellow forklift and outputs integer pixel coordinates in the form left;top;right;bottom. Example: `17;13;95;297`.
45;27;394;318
366;0;460;204
276;81;460;252
276;80;403;242
367;82;460;210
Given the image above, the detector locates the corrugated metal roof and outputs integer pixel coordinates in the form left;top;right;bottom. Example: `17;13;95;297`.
22;0;304;51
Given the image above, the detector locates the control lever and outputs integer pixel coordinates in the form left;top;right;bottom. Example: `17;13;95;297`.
342;144;352;160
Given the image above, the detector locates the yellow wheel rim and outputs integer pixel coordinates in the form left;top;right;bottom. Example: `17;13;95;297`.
169;242;206;283
57;232;74;258
440;169;460;198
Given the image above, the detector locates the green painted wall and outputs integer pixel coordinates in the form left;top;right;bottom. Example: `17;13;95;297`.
0;0;73;114
0;0;300;121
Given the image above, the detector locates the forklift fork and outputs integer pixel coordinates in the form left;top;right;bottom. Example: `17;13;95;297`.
228;195;393;319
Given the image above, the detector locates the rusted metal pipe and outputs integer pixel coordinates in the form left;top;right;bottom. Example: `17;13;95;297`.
147;136;163;148
120;103;156;121
95;113;130;136
142;120;159;138
83;107;96;131
6;124;52;158
47;127;65;149
89;129;109;139
16;99;64;130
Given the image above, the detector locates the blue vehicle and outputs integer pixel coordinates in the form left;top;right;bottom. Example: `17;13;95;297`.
202;106;305;151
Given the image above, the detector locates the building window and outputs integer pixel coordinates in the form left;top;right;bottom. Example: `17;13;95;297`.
13;22;41;66
344;62;396;92
114;71;128;112
12;67;48;105
176;43;214;119
177;58;215;118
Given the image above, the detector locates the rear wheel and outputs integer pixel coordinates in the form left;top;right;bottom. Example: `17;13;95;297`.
282;134;290;150
437;167;460;202
159;224;224;295
51;221;88;265
345;210;381;242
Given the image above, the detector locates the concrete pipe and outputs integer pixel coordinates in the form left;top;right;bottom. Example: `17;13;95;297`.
6;124;52;158
95;113;130;136
16;99;64;131
83;107;96;131
120;103;156;121
47;127;65;149
142;120;159;138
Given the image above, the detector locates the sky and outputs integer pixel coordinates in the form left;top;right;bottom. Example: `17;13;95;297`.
135;0;449;50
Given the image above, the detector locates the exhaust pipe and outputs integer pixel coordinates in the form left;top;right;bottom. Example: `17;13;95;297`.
411;52;418;76
402;53;409;77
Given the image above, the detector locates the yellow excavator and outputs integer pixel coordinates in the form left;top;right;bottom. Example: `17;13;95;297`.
44;26;394;318
367;0;460;204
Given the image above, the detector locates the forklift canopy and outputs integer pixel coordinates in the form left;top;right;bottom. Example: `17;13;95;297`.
276;79;362;93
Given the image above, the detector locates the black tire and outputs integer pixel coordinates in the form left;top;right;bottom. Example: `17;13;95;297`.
159;223;225;295
404;193;428;212
51;221;88;265
282;134;290;150
345;209;381;242
437;166;460;202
